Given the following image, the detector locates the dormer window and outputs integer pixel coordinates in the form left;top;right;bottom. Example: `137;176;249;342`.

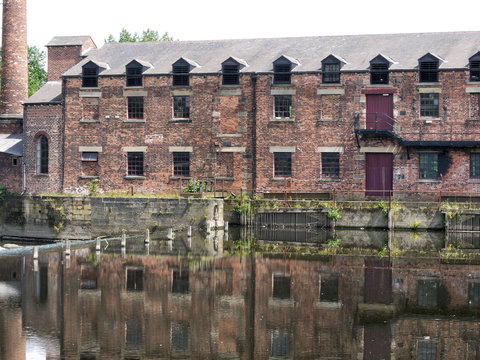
273;56;298;85
322;55;345;84
419;54;440;83
82;62;99;88
469;52;480;82
126;61;143;87
222;64;239;85
370;55;391;85
172;58;198;87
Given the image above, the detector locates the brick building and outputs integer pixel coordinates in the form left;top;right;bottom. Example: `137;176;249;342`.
22;31;480;196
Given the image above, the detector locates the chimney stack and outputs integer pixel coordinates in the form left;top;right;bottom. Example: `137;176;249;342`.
1;0;28;118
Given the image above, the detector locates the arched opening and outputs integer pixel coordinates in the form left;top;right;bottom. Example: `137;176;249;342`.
36;135;48;174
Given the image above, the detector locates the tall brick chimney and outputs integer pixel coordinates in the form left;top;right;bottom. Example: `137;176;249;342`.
0;0;28;118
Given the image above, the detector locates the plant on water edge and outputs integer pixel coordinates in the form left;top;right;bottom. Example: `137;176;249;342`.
87;179;99;195
184;179;201;193
378;244;389;258
234;193;252;214
0;184;6;202
327;238;341;249
411;219;422;230
378;200;389;217
327;207;341;220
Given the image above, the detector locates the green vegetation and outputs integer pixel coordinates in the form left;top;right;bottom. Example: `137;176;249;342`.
378;200;389;217
0;184;6;202
184;180;201;193
105;28;173;43
87;179;99;196
326;207;341;220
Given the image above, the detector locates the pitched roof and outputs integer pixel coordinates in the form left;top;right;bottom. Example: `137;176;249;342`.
46;36;94;47
25;81;62;104
62;31;480;77
0;134;22;156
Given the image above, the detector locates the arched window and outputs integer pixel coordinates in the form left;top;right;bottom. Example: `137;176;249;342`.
37;135;48;174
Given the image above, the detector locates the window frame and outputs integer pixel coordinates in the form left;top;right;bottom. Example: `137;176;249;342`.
273;63;292;84
419;59;439;83
126;62;143;87
274;95;292;118
274;152;292;178
82;63;99;88
420;93;439;117
81;152;98;162
370;63;389;85
127;152;144;176
127;96;144;120
173;152;190;177
173;96;190;119
172;64;190;87
469;52;480;82
222;64;240;85
471;153;480;179
321;152;340;178
36;135;49;174
419;153;439;180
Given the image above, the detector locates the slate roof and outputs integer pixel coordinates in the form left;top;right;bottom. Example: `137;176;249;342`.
0;134;22;156
46;36;94;47
62;31;480;77
25;82;62;104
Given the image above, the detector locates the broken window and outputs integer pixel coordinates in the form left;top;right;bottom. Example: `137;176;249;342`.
127;152;144;176
274;152;292;177
173;96;190;118
173;152;190;177
419;153;439;180
420;93;439;117
274;95;292;118
321;153;340;178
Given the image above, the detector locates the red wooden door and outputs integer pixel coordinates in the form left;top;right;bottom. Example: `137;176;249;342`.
366;94;393;131
364;258;392;304
366;153;393;197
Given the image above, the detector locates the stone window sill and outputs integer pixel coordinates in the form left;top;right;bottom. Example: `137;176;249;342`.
124;176;146;180
170;85;192;90
417;117;441;121
416;82;442;86
316;301;342;309
318;118;342;122
33;174;49;177
123;119;146;123
268;298;294;307
79;175;100;180
169;118;192;123
319;83;343;87
170;176;192;180
270;118;295;122
271;84;294;88
468;179;480;184
215;177;235;181
123;86;145;90
416;179;441;184
270;177;292;181
79;87;101;90
220;85;242;89
467;117;480;121
319;178;342;182
80;119;101;123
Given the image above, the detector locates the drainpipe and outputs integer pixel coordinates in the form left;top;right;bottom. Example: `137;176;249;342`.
22;105;27;193
251;74;257;194
61;78;66;193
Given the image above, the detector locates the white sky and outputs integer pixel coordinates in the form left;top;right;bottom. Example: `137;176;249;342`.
5;0;480;50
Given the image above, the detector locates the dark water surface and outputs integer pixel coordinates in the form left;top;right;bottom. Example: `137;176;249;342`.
1;229;480;359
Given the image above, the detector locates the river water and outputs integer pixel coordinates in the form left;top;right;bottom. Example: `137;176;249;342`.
1;228;480;359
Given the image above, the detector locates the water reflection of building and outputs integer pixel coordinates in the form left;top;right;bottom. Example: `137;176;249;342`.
3;248;480;358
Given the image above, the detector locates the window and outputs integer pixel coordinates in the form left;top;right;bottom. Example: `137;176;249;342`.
127;152;144;176
128;96;144;119
172;323;189;351
82;62;99;88
323;63;340;84
12;157;18;166
172;270;189;293
420;93;439;117
173;96;190;118
274;152;292;177
418;279;439;307
173;152;190;177
82;152;98;162
274;95;292;118
471;153;480;179
126;268;143;291
322;153;340;178
469;283;480;308
419;153;438;179
126;63;143;87
274;63;291;84
320;274;339;302
272;275;290;299
370;63;389;84
419;61;439;83
272;330;290;358
222;64;240;85
173;64;190;86
417;341;437;360
36;135;48;174
469;52;480;82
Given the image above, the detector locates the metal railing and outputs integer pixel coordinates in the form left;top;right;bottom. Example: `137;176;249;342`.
355;112;397;132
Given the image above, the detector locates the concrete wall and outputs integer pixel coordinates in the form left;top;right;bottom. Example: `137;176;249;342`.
0;195;223;240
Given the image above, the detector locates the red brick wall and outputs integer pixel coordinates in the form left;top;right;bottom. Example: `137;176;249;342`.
24;104;63;193
0;121;22;134
62;75;254;194
0;152;22;191
47;45;83;82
